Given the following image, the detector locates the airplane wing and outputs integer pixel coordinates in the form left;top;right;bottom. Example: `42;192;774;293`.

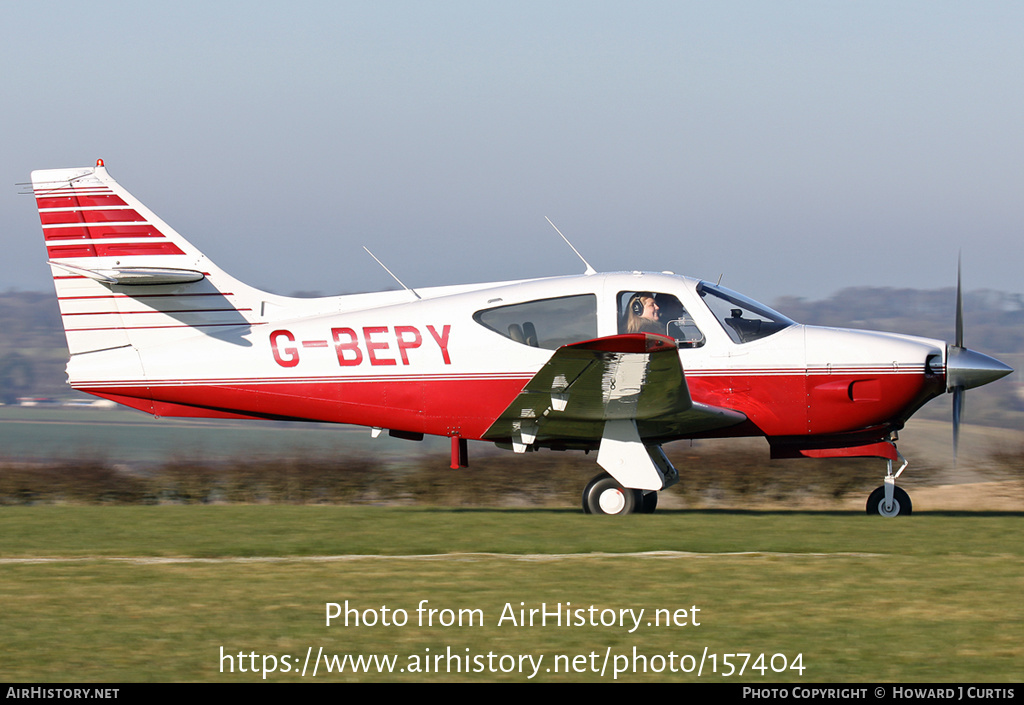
482;333;746;451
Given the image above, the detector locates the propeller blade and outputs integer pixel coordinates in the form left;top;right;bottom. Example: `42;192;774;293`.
952;255;964;463
955;254;963;349
945;254;1012;462
952;386;963;462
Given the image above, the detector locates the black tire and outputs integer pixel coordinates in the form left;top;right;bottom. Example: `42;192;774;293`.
639;491;658;514
866;485;912;516
582;473;640;515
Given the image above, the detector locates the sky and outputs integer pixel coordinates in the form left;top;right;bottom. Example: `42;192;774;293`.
2;1;1022;306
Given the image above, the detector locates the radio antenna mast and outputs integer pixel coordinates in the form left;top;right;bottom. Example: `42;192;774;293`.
545;217;596;275
363;247;421;300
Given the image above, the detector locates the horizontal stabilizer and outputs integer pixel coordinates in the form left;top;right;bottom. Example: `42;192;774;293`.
47;261;205;286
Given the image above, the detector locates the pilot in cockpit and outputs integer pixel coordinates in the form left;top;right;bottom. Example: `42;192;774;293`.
625;292;664;335
623;292;703;347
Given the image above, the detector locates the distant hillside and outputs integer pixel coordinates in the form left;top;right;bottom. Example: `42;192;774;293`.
0;290;67;403
774;288;1024;355
0;287;1019;426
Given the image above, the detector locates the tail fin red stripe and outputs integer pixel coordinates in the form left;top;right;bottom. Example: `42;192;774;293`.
36;194;128;209
45;241;185;258
43;225;165;241
39;209;146;225
46;244;97;258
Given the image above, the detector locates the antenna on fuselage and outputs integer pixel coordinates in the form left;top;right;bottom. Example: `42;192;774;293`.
545;217;596;275
362;247;421;300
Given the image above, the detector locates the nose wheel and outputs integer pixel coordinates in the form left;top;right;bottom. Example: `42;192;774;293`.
866;452;912;516
866;484;912;516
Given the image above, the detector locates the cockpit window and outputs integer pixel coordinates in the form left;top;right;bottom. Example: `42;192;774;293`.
618;291;705;348
473;294;597;349
697;282;795;344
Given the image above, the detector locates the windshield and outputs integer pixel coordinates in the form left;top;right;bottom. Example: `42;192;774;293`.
696;282;795;344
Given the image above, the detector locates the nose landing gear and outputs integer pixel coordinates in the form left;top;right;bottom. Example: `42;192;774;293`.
866;451;912;516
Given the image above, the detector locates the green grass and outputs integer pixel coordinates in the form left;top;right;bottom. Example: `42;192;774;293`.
1;507;1021;682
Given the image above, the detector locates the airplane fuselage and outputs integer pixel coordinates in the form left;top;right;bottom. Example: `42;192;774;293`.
65;272;946;454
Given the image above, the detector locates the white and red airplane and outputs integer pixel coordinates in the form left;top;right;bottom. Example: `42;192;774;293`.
29;161;1012;516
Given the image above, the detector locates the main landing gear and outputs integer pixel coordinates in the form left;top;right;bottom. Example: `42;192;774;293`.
582;473;636;515
582;421;677;515
581;473;660;515
866;451;912;517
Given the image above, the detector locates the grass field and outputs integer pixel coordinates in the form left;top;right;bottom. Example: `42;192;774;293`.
1;506;1021;682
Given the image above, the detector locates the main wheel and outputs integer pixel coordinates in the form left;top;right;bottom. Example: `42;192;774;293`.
639;491;658;514
866;485;912;516
582;473;640;515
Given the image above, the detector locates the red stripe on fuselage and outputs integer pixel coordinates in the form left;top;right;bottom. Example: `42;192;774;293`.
78;376;533;439
75;369;944;443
